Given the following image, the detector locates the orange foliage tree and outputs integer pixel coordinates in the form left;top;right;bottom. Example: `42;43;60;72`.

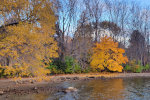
90;36;128;72
0;0;58;80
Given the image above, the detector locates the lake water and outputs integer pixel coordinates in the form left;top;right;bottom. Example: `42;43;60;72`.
3;78;150;100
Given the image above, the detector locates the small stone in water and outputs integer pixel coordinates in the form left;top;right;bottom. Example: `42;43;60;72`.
64;87;78;93
0;91;4;95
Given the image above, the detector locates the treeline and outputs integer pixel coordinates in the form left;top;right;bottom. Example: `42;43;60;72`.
0;0;150;80
51;0;150;73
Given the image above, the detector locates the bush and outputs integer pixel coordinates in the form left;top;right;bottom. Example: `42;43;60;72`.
135;65;144;73
47;56;82;74
124;65;131;71
82;67;91;73
0;67;4;78
124;60;145;73
47;59;65;74
144;64;150;71
64;56;81;74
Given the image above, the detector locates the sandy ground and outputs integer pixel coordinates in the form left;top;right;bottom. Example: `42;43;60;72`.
0;73;150;96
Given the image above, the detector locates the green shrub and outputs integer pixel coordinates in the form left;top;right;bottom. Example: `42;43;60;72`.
135;65;144;73
47;59;65;74
124;60;144;73
0;68;4;78
124;65;131;71
47;56;82;74
82;67;91;73
64;56;81;74
144;64;150;71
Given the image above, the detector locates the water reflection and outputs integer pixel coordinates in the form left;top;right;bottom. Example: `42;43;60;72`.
86;79;124;100
2;78;150;100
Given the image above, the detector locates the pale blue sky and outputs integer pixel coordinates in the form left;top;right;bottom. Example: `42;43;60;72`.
130;0;150;6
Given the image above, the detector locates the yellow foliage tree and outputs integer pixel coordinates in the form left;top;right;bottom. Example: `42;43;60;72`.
90;36;128;72
0;0;58;80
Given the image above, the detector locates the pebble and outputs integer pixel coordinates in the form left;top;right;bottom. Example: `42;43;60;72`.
33;87;38;90
0;91;4;95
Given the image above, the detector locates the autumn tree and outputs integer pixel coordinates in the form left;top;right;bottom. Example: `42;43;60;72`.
90;36;128;72
0;0;58;80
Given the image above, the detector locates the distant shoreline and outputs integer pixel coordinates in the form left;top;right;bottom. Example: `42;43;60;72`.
0;73;150;98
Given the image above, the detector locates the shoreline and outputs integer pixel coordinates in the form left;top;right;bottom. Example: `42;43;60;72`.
0;73;150;97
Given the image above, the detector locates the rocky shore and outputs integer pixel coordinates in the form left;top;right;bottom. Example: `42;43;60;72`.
0;73;150;98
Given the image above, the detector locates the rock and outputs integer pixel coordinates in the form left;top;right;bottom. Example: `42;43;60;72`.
73;77;79;80
63;87;78;93
5;95;9;98
84;78;89;81
33;87;38;90
66;77;71;80
88;76;95;79
60;77;66;81
16;80;23;84
30;80;35;84
22;80;29;84
0;91;4;95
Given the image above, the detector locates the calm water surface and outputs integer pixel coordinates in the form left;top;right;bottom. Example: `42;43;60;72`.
3;78;150;100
